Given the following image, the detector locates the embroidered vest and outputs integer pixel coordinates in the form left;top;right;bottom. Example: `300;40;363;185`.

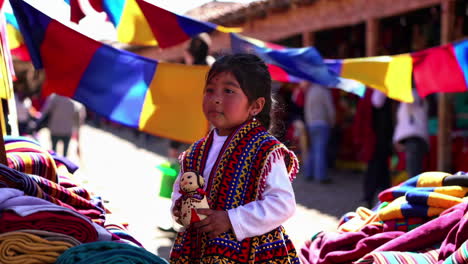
170;120;300;264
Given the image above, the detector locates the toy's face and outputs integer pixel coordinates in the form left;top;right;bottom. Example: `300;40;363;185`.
180;171;204;192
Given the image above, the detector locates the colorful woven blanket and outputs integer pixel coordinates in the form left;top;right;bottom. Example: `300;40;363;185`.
443;239;468;264
0;164;105;223
379;171;452;202
376;171;468;221
5;137;59;183
355;247;439;264
7;152;58;183
5;136;81;185
378;196;466;221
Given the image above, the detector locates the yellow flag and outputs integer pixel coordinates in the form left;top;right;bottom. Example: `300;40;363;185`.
341;55;414;103
139;63;210;143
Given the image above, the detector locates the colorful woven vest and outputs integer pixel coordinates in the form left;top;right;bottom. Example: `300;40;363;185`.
170;119;300;264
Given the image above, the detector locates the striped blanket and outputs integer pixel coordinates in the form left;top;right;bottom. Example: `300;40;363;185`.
0;163;105;224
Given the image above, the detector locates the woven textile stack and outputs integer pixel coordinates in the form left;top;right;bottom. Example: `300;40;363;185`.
300;171;468;264
0;136;168;263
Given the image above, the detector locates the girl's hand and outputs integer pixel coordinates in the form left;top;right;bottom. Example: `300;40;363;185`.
192;209;232;239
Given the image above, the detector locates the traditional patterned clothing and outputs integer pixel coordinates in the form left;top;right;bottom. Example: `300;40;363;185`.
170;119;299;263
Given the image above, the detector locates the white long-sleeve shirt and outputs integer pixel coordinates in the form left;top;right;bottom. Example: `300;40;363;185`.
171;130;296;241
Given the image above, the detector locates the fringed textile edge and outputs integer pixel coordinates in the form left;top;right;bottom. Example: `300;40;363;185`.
258;146;299;197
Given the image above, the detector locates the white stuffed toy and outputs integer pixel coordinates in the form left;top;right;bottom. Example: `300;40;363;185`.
178;171;209;227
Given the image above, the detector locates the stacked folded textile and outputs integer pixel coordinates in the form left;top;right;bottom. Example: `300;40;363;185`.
0;136;166;262
7;152;58;183
55;241;168;264
5;137;59;183
17;229;81;246
0;163;106;223
300;171;468;264
0;211;99;243
0;188;105;242
0;231;75;264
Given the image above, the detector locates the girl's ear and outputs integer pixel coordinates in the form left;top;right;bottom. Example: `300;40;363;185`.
250;97;265;116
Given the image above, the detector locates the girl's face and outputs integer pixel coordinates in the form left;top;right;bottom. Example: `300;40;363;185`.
203;72;257;136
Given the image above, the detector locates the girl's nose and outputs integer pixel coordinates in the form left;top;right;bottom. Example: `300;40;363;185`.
213;95;221;104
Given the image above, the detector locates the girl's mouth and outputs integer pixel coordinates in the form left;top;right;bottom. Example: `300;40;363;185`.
208;111;222;115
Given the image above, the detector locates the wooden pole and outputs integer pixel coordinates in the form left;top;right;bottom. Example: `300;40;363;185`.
302;31;314;47
366;18;379;56
0;16;12;165
0;99;7;165
438;0;455;172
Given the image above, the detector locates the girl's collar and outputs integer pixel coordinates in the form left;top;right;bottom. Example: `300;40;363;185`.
213;129;228;140
212;119;261;139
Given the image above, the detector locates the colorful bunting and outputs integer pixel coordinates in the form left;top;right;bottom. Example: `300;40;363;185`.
327;55;414;103
11;0;209;143
230;34;468;103
69;0;102;23
231;33;468;102
0;0;14;99
412;41;468;97
231;33;338;87
329;40;468;102
230;33;366;97
71;0;240;48
4;3;29;61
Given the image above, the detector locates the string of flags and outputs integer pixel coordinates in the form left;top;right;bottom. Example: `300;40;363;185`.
70;0;241;48
3;0;468;142
11;0;209;143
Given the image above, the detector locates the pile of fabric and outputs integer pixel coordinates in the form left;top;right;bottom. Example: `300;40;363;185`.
0;136;168;263
300;171;468;264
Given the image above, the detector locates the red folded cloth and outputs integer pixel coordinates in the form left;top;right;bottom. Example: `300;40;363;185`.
0;211;98;243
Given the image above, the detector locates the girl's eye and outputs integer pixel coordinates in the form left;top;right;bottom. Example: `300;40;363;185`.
224;88;234;94
204;87;213;93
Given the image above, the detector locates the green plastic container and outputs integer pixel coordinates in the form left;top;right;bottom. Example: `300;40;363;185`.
156;162;180;198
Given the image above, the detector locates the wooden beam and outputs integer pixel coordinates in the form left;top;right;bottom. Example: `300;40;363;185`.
438;0;455;172
244;0;441;42
153;0;441;61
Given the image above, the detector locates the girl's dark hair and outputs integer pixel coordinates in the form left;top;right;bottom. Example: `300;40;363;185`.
206;53;274;130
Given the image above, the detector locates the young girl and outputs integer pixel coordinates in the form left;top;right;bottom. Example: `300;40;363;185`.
170;54;300;263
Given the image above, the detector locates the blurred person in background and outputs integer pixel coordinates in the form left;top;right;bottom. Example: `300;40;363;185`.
362;90;394;208
303;81;335;184
15;92;36;135
37;93;85;158
393;89;429;178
